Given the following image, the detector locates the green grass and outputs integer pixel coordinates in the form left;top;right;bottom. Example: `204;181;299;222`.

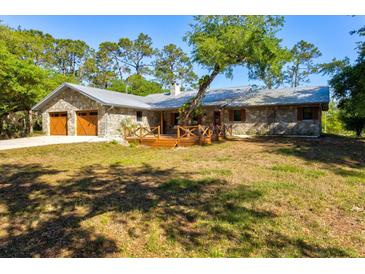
199;168;233;176
272;164;326;178
0;136;364;257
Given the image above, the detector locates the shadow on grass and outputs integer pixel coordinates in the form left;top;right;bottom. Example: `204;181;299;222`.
246;135;365;169
0;162;352;257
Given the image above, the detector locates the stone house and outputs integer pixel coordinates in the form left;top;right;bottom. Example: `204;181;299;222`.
32;83;330;137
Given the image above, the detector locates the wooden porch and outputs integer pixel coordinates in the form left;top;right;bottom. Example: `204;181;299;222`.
125;124;232;148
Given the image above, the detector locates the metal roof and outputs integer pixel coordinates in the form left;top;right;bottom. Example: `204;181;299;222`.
227;86;330;108
143;86;252;110
32;83;152;111
32;83;330;111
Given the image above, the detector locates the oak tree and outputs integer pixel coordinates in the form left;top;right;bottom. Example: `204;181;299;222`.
181;15;286;124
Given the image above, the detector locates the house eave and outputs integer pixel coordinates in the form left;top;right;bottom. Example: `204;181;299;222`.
32;83;107;111
31;83;152;111
224;101;330;109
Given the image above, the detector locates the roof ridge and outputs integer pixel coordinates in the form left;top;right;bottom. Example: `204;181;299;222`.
65;83;144;98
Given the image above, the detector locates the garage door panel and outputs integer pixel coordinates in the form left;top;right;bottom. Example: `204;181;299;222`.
50;112;67;135
77;111;97;136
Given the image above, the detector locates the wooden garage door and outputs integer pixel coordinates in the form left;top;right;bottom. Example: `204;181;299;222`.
77;111;98;136
50;112;67;135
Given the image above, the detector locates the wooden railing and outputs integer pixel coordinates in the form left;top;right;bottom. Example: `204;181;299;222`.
127;124;214;144
211;124;233;138
128;126;160;139
177;125;212;140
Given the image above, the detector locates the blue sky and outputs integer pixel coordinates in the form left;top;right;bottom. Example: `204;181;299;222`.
1;15;364;88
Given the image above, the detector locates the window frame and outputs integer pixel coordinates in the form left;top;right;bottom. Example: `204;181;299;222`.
229;109;246;122
233;110;242;122
136;111;143;122
302;107;314;120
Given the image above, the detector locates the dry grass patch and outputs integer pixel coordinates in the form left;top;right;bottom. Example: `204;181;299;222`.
0;136;364;257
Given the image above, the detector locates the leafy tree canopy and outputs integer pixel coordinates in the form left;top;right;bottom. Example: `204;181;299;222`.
285;40;322;87
0;42;69;116
118;33;156;76
180;15;286;123
154;43;197;89
248;39;292;89
329;26;365;137
108;74;166;96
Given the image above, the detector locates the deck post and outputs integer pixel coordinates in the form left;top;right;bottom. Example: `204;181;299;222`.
157;126;160;140
177;126;180;140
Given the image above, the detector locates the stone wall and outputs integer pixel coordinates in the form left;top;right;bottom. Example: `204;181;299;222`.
39;88;159;137
103;107;159;136
40;87;105;136
158;106;321;136
222;105;322;136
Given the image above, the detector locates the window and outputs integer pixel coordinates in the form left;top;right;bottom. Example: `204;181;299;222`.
214;111;221;125
233;110;241;121
229;109;246;122
136;111;143;122
297;107;319;121
303;107;314;120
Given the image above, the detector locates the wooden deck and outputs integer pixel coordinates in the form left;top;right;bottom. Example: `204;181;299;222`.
125;125;214;148
126;135;205;148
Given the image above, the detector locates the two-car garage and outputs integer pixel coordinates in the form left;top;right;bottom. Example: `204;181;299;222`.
49;111;98;136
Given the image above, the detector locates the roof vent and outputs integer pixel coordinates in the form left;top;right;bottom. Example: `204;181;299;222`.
170;83;181;96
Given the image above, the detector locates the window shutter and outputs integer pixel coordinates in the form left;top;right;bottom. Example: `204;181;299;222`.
313;107;319;120
229;110;234;121
297;107;303;121
240;109;246;122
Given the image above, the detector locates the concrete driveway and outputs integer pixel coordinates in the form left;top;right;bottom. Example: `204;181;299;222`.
0;136;110;151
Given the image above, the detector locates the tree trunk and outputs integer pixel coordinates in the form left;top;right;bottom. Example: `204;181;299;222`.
28;110;33;135
181;65;221;125
356;127;362;137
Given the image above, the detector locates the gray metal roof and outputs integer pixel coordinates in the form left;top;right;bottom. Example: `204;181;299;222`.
227;86;330;108
32;83;152;110
32;83;330;111
143;86;252;110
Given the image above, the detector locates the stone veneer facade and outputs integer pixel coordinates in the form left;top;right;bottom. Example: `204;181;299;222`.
162;106;321;136
39;87;159;137
223;106;322;136
39;88;322;137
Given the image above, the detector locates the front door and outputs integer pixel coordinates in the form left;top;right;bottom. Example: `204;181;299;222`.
77;111;98;136
50;112;67;135
213;111;221;126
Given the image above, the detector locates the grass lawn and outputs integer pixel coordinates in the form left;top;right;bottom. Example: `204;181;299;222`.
0;136;364;257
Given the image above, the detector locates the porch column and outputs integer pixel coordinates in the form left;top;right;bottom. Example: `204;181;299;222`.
160;111;164;134
220;109;224;125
